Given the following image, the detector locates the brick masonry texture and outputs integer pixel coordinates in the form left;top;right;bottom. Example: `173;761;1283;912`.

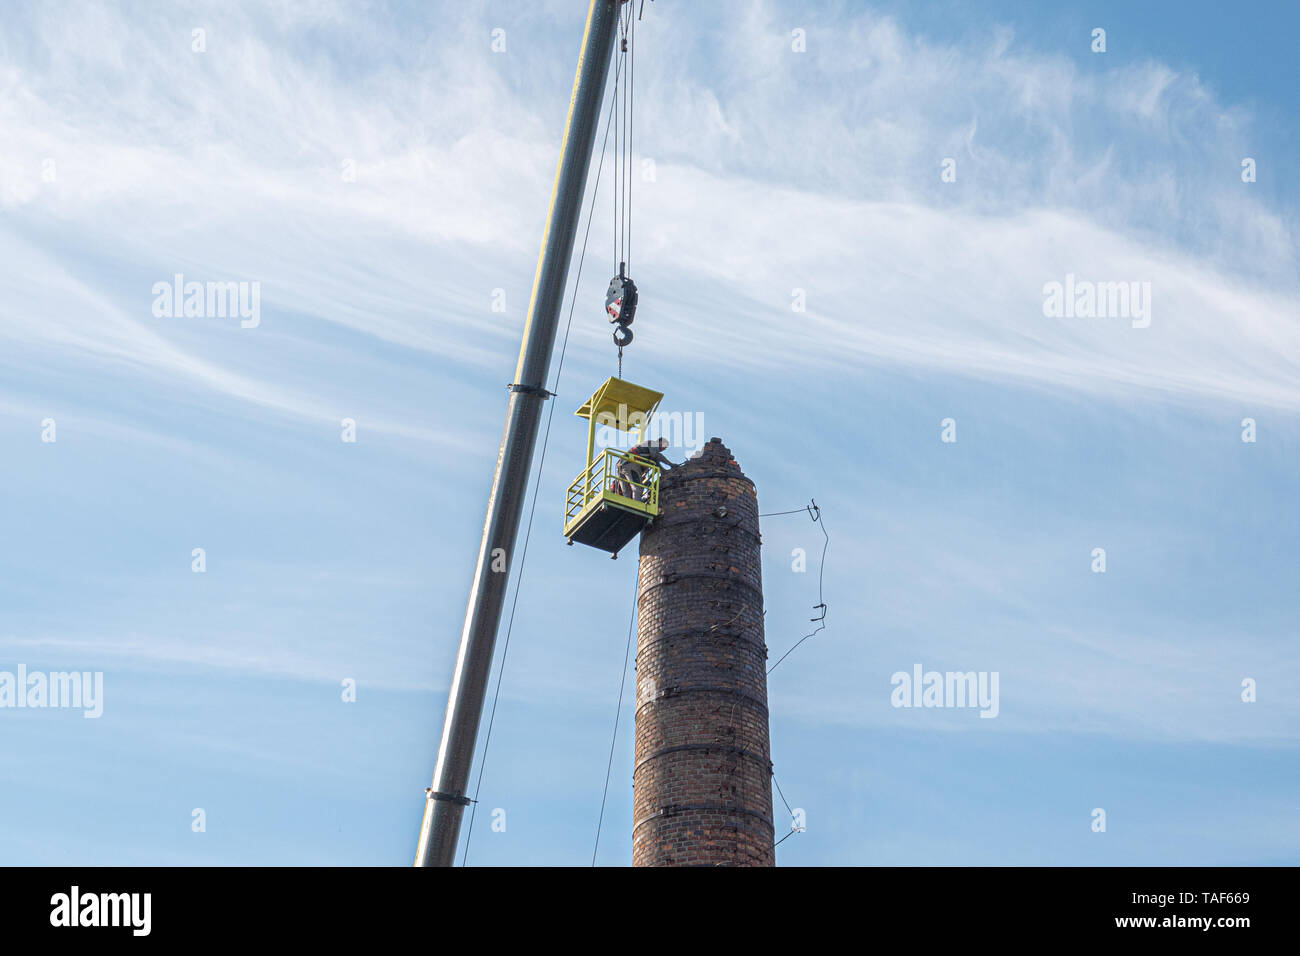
632;437;775;867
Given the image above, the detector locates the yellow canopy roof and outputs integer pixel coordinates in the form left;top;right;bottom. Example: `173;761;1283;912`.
574;376;663;425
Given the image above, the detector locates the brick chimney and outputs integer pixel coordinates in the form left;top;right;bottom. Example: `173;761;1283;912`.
632;438;775;866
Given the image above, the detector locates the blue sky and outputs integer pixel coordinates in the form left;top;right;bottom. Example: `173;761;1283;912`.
1;0;1297;866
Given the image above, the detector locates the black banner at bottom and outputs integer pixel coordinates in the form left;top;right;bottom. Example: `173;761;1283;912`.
1;866;1284;941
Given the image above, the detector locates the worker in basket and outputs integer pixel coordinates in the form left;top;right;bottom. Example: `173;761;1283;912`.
614;437;675;501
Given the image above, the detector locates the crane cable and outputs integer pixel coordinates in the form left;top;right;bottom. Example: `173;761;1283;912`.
609;2;637;379
612;4;634;278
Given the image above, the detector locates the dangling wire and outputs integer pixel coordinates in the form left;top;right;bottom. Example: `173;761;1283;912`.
766;500;830;676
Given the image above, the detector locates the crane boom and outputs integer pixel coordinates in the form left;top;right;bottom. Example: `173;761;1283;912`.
415;0;626;868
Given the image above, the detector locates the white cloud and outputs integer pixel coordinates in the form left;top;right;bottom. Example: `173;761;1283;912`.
6;0;1291;425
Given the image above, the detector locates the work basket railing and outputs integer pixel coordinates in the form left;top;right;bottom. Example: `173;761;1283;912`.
566;448;661;525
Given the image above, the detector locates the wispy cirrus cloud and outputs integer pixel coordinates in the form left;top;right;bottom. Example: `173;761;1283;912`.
5;0;1292;429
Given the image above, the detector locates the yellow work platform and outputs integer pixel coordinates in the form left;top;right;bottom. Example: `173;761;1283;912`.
564;376;664;556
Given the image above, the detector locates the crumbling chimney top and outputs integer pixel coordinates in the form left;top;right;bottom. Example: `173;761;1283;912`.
677;437;743;479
